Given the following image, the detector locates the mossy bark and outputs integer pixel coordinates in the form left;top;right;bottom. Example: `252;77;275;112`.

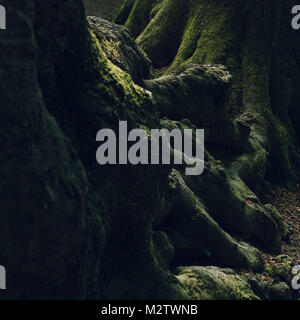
1;0;298;300
115;0;153;37
0;1;105;299
0;0;185;299
120;0;300;189
114;0;300;298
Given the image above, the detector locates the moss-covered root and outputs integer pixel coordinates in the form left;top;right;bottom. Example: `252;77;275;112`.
175;266;259;300
96;165;188;300
159;119;283;254
114;0;135;25
124;0;299;188
98;223;188;300
169;0;241;70
162;170;263;272
136;0;188;67
115;0;154;38
189;159;283;254
88;16;151;85
144;64;249;150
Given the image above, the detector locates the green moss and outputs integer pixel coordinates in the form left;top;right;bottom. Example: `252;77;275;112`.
169;0;240;72
124;0;154;38
176;266;258;300
136;0;188;67
150;0;163;19
114;0;136;25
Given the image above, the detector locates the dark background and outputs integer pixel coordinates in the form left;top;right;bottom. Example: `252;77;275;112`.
83;0;123;20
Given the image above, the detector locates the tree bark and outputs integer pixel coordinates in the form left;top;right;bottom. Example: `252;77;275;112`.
0;0;298;300
121;0;300;189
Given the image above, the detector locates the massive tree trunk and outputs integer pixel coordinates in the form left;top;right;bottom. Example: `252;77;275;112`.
119;0;300;188
0;0;299;300
1;0;183;300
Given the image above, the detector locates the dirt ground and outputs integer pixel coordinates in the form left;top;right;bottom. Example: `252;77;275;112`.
254;175;300;288
264;181;300;264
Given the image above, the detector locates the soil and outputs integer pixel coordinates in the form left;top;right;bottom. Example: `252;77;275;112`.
263;181;300;265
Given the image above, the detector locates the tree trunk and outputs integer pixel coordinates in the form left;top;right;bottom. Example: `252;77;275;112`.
121;0;300;189
1;0;299;300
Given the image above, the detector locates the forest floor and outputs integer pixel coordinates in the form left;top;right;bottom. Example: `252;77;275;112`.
264;183;300;264
255;174;300;285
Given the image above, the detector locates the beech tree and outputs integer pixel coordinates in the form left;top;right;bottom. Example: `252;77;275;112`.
116;0;300;187
0;0;299;299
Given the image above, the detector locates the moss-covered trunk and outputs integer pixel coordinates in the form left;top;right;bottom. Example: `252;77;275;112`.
120;0;300;189
1;0;299;300
0;0;185;299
